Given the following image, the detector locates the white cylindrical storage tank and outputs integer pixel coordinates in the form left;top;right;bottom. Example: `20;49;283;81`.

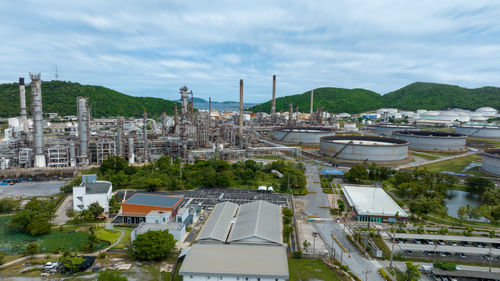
320;135;408;162
455;125;500;139
374;125;420;136
392;130;466;152
482;149;500;176
273;127;335;144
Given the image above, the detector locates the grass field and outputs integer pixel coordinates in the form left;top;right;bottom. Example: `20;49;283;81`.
112;227;133;249
288;259;341;281
467;137;500;148
420;155;482;173
0;216;107;254
410;152;439;161
94;228;121;245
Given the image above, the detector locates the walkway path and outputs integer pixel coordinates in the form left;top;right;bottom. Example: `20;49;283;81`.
53;195;73;225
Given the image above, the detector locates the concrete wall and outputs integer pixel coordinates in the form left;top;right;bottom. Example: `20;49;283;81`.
482;152;500;176
182;275;286;281
455;126;500;138
392;132;466;151
273;128;334;144
320;138;408;162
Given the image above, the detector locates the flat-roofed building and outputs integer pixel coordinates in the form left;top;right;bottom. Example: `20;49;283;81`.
343;185;408;223
120;193;183;224
73;175;112;212
179;243;288;281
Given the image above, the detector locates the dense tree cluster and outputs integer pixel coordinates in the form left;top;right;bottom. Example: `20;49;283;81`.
0;80;178;118
248;82;500;114
8;198;56;236
344;164;391;183
97;156;306;193
133;230;176;261
0;198;17;213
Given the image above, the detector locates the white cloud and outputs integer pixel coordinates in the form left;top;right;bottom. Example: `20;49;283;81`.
0;0;500;102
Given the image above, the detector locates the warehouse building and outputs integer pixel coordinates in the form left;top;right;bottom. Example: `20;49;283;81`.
119;193;183;224
180;200;288;281
342;185;408;223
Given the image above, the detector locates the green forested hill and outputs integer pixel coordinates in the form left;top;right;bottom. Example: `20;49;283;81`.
0;80;178;118
248;87;382;114
248;82;500;113
381;82;500;111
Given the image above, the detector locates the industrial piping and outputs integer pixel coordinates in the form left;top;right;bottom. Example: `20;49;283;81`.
143;110;148;162
239;79;244;147
128;137;135;164
30;73;46;168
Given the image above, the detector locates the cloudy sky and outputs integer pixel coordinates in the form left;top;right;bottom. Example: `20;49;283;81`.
1;1;500;102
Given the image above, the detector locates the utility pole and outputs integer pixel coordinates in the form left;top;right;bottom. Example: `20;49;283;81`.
489;243;492;272
389;227;396;270
363;270;371;281
312;232;317;257
433;244;438;263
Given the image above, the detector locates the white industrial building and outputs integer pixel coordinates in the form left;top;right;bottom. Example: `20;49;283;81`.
180;200;288;281
342;185;408;223
72;174;113;212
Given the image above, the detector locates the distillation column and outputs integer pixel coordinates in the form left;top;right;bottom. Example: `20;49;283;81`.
30;73;46;168
271;75;276;121
19;77;28;131
239;79;244;149
77;97;90;166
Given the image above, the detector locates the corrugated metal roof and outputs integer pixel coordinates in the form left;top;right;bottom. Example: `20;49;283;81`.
196;201;238;242
124;193;183;208
179;244;288;278
227;200;283;245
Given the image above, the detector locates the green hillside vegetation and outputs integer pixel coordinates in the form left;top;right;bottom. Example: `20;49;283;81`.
248;82;500;114
0;80;178;118
249;87;382;114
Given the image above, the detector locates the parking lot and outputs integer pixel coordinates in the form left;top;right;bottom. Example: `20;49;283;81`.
116;188;290;209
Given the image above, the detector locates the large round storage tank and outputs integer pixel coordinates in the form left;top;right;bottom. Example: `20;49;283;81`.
319;135;408;162
273;127;335;144
482;149;500;176
455;125;500;139
392;130;466;152
374;124;420;136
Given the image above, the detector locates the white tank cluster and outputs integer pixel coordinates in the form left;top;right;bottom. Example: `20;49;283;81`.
272;127;335;144
319;135;409;162
482;149;500;176
392;130;467;152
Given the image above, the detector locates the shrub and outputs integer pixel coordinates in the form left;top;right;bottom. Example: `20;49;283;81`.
26;242;39;255
433;261;457;271
291;251;302;259
98;252;107;259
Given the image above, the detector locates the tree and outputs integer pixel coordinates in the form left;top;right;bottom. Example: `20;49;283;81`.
0;198;17;213
457;206;468;225
337;199;345;213
345;165;368;183
396;261;421;281
133;230;176;260
88;202;104;218
59;255;85;273
8;198;54;236
491;206;500;222
303;240;311;253
98;270;128;281
82;233;99;251
465;177;494;194
0;252;4;266
26;242;38;255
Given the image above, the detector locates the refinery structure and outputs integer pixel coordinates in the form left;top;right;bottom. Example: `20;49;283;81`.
1;73;500;171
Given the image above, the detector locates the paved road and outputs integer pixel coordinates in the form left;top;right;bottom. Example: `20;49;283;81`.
396;151;475;170
302;163;385;281
53;195;73;225
0;181;64;198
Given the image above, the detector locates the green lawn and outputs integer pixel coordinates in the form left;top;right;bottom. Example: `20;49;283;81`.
95;228;122;245
0;216;107;254
288;259;341;281
420;155;482;173
112;227;133;249
467;137;500;148
410;152;439;161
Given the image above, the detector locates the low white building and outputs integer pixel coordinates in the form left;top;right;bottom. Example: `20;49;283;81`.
131;220;185;241
73;175;113;212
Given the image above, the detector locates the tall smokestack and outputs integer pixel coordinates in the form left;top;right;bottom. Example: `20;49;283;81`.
239;79;244;141
19;78;27;125
310;90;314;118
271;75;276;116
117;116;124;156
77;96;89;166
143;110;148;162
174;104;179;127
30;73;46;168
208;97;212;128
